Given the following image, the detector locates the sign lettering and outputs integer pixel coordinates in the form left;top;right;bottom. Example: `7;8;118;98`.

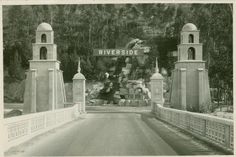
93;49;145;56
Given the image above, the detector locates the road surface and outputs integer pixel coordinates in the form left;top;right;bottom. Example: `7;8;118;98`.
5;109;224;156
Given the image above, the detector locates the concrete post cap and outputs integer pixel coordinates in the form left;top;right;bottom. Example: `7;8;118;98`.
150;72;163;80
73;73;86;80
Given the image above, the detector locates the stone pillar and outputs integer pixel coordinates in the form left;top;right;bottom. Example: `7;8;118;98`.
150;80;164;103
73;58;86;113
150;58;164;111
48;69;55;110
180;68;186;110
54;70;58;109
73;76;86;113
81;79;86;113
198;68;204;111
31;69;37;113
73;79;80;112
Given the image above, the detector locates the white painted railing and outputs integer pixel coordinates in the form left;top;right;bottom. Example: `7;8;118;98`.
3;104;79;151
153;103;233;152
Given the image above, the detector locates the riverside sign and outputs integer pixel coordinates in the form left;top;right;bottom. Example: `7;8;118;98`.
93;49;146;56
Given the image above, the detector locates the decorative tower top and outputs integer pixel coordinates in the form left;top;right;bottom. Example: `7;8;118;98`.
32;22;57;61
180;23;199;44
182;23;197;31
36;22;54;44
177;23;203;61
37;22;53;31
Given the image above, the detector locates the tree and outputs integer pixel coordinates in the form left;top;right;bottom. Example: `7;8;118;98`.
3;4;233;106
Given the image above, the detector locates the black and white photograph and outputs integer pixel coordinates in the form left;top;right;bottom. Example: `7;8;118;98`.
0;1;234;156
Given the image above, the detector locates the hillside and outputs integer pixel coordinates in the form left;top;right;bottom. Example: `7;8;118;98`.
3;4;233;106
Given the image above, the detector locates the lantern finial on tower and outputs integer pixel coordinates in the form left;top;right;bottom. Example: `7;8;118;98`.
77;57;81;73
155;57;159;73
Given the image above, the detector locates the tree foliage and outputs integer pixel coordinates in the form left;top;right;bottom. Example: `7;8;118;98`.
3;4;233;103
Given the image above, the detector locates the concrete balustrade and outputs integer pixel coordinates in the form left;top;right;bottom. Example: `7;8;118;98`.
3;104;79;151
153;103;233;152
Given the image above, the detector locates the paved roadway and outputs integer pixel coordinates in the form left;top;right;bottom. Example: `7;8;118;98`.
5;107;224;156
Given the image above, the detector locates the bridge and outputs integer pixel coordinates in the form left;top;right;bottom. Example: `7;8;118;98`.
0;22;234;156
1;104;234;156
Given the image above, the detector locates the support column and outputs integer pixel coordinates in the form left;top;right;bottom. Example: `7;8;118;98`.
73;79;80;112
180;68;186;110
31;69;37;113
81;79;86;113
60;71;67;102
198;68;204;111
73;58;86;114
73;78;86;113
48;69;55;110
54;70;58;109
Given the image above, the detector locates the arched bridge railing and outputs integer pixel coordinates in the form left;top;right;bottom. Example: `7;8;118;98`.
3;104;79;151
153;103;233;153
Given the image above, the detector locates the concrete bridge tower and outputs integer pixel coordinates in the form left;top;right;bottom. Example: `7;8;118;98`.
23;23;66;113
170;23;211;112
